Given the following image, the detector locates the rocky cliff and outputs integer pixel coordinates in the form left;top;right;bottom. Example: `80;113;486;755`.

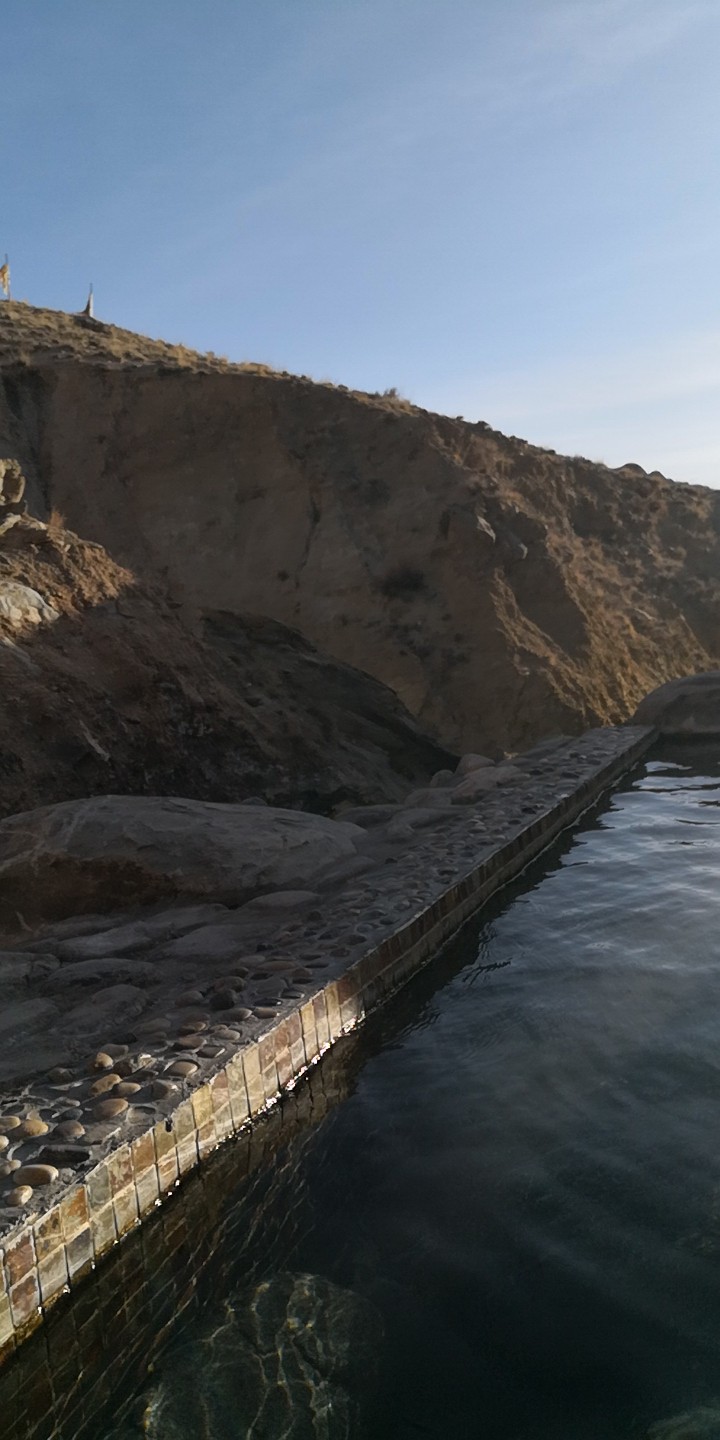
2;301;718;754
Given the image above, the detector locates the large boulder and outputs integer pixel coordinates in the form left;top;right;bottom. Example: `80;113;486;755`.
0;794;364;927
631;672;720;735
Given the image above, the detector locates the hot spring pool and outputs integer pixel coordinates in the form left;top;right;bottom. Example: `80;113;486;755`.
6;743;720;1440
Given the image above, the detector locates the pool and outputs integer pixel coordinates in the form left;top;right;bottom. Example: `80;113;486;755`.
6;743;720;1439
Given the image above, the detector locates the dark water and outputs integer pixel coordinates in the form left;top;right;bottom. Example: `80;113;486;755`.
13;744;720;1440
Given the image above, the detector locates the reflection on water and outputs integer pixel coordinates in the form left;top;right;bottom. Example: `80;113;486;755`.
4;743;720;1440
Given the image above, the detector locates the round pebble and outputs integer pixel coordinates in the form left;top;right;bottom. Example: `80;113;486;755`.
114;1082;141;1097
175;991;204;1007
90;1052;115;1072
212;1026;241;1040
292;969;314;982
0;1116;21;1132
0;1160;19;1177
54;1120;86;1139
0;1136;8;1153
166;1060;199;1078
178;1018;207;1034
13;1164;58;1187
209;989;236;1011
225;1007;252;1022
199;1045;225;1059
172;1035;204;1051
103;1043;129;1059
94;1097;129;1120
254;1006;279;1019
262;961;294;974
47;1067;74;1085
147;1080;176;1100
6;1186;33;1208
90;1073;122;1096
113;1058;137;1077
19;1118;49;1138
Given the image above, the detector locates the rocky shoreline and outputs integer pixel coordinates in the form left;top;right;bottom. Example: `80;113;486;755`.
0;723;653;1356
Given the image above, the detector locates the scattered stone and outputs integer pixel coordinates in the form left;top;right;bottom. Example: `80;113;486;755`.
254;1006;279;1020
102;1043;129;1060
37;1145;91;1167
0;1136;8;1152
0;1115;21;1131
0;1160;19;1177
53;1120;86;1139
147;1080;176;1100
90;1052;115;1072
19;1118;48;1137
176;991;205;1007
90;1073;122;1096
13;1164;59;1187
114;1081;141;1096
172;1036;204;1051
93;1097;129;1120
226;1007;253;1021
166;1060;199;1078
455;753;494;776
6;1186;33;1208
47;1067;74;1085
209;989;236;1010
199;1045;225;1058
179;1018;208;1033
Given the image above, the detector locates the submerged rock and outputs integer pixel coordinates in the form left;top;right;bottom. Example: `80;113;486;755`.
141;1271;381;1440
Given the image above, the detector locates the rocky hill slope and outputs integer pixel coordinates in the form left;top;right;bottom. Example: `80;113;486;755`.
1;301;718;754
0;509;453;819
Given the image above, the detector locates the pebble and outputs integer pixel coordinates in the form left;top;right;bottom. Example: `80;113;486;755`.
0;1160;20;1177
19;1118;49;1138
0;1136;8;1153
114;1058;137;1077
53;1120;86;1139
225;1007;252;1022
262;961;294;973
94;1097;129;1120
292;969;314;982
175;991;204;1007
147;1080;176;1100
6;1186;33;1208
0;1116;21;1132
166;1060;199;1078
102;1043;129;1060
212;1026;241;1040
47;1067;74;1085
178;1018;207;1033
254;1006;279;1020
172;1035;204;1051
209;989;236;1011
13;1164;58;1187
90;1073;122;1096
199;1044;225;1059
90;1052;115;1072
114;1081;141;1096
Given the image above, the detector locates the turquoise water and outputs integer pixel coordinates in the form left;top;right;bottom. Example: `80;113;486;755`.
11;743;720;1439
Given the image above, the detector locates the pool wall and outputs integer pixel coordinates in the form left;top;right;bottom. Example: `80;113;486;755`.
0;725;654;1361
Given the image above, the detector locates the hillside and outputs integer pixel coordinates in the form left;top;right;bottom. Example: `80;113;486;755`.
0;510;453;819
1;301;718;754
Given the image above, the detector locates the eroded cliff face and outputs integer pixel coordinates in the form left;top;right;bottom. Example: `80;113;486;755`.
1;302;718;754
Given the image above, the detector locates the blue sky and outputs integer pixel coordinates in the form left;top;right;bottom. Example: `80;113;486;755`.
3;0;720;485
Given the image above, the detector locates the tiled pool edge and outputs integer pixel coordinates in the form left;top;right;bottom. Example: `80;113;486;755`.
0;725;655;1360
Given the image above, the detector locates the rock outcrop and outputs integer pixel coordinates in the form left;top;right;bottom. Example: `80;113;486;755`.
1;302;718;756
0;793;364;926
0;508;455;819
631;671;720;734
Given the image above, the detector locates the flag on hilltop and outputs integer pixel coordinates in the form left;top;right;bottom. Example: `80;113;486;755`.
0;262;9;298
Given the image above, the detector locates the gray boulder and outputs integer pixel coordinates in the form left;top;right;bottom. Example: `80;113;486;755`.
631;672;720;735
0;795;364;925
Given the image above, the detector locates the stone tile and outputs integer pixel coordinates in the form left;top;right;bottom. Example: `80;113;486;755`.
209;1072;234;1140
106;1145;133;1197
272;1021;293;1089
337;973;363;1029
258;1032;279;1102
66;1226;94;1281
85;1162;112;1214
90;1203;116;1260
299;1001;319;1064
312;992;331;1051
37;1245;69;1308
173;1098;197;1141
134;1160;160;1218
0;1291;14;1347
4;1230;36;1288
32;1206;63;1263
242;1045;265;1115
196;1122;216;1162
324;982;342;1040
225;1057;250;1128
59;1186;90;1243
191;1085;213;1130
9;1270;40;1330
113;1185;139;1238
154;1121;179;1193
176;1133;199;1176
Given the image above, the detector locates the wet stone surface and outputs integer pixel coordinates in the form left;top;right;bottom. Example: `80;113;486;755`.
0;727;650;1282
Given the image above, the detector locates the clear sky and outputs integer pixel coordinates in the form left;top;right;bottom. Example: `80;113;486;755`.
3;0;720;485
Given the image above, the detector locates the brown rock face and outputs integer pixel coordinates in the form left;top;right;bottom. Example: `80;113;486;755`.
1;302;719;755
